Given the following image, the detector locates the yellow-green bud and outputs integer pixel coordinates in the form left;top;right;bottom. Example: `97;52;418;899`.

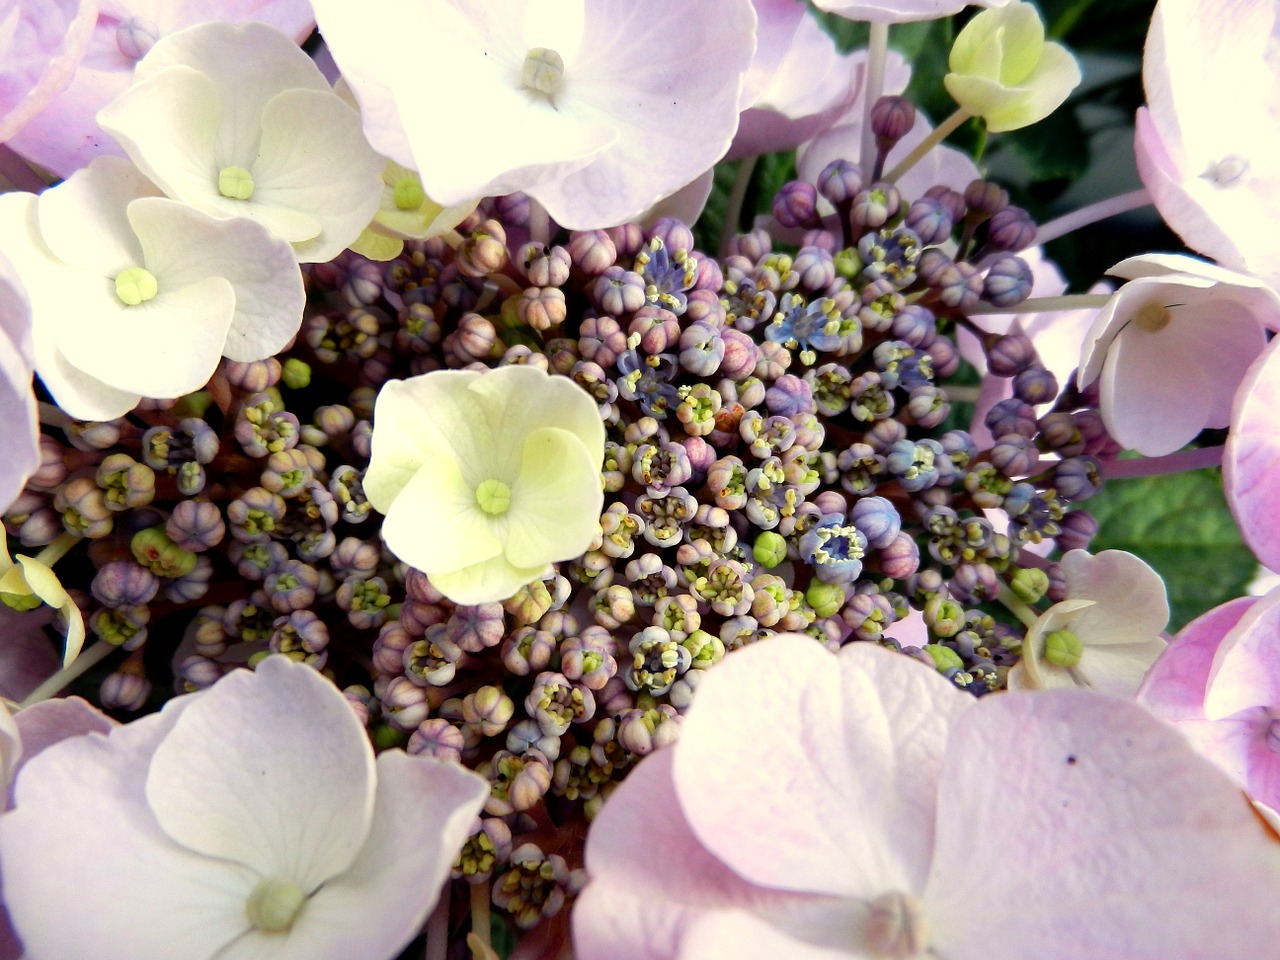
1009;567;1050;604
1043;629;1083;667
392;175;425;211
475;479;512;516
924;644;964;673
753;531;787;568
806;581;845;618
218;165;255;200
281;358;311;390
245;877;305;932
131;526;198;578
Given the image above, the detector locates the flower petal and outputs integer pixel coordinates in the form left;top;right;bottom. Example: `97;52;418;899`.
380;455;503;576
924;688;1280;960
504;427;603;569
35;155;156;275
145;657;376;888
428;553;552;607
674;635;972;900
1225;337;1280;570
1205;586;1280;721
1060;549;1169;645
0;0;98;142
0;705;257;959
216;751;488;960
127;196;305;361
1138;596;1255;720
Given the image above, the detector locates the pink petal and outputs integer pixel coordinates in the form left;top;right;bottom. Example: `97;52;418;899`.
0;703;257;959
1225;337;1280;570
576;750;797;960
1138;596;1257;720
925;688;1280;959
0;0;98;142
681;908;864;960
1205;586;1280;720
145;656;376;889
673;636;972;900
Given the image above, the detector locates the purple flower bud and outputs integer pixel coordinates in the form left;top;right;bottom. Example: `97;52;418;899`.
408;718;465;763
949;561;1000;603
606;222;644;257
963;179;1009;217
986;332;1036;376
850;181;901;231
891;304;937;347
567;229;617;275
92;561;159;608
1053;457;1102;502
877;531;920;579
816;158;863;206
871;95;916;143
772;180;819;229
986;206;1036;251
983;255;1034;307
764;374;815;416
165;500;226;552
850;495;902;549
382;676;430;731
678;322;725;376
986;397;1038;438
903;196;953;246
793;245;836;290
647;217;694;255
457;219;508;277
594;266;647;315
1013;365;1059;405
990;434;1038;477
517;286;567;331
1037;411;1086;456
100;668;152;711
718;327;760;380
519;242;572;286
1057;509;1099;552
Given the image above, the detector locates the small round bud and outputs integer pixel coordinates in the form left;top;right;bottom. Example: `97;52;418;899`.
870;95;916;143
1044;629;1083;667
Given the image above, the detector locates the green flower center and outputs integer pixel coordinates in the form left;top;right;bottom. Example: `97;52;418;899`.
521;47;565;97
245;876;306;933
476;479;512;516
1044;629;1084;667
393;176;425;211
114;266;158;306
218;165;255;200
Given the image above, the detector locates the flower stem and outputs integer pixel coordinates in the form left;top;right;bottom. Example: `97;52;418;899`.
1029;187;1152;249
33;532;79;568
997;586;1042;631
425;884;449;960
1100;445;1224;478
718;156;758;259
469;878;492;952
884;107;971;183
20;640;115;708
967;293;1113;315
859;22;890;175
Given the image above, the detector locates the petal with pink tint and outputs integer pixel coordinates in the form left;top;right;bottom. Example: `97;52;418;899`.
0;0;98;142
925;689;1280;960
1138;595;1257;720
1225;337;1280;571
812;0;1011;24
673;636;972;900
1205;587;1280;721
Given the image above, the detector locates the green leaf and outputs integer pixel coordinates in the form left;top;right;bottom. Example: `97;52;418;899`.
1084;468;1256;632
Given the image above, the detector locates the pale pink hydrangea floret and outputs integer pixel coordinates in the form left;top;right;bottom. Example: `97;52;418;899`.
5;0;314;178
1135;0;1280;289
311;0;758;230
1225;337;1280;572
0;0;98;144
812;0;1010;23
574;633;1280;959
1077;254;1279;458
1140;586;1280;822
0;656;489;960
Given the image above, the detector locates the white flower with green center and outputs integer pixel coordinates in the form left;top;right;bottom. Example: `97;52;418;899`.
1009;549;1170;697
943;0;1081;132
365;366;605;605
96;20;383;263
0;155;304;421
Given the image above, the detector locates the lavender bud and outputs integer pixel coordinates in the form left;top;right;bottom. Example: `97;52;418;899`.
772;180;819;229
983;255;1034;307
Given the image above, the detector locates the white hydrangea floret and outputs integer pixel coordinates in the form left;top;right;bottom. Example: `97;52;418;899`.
365;366;605;605
97;20;383;263
1009;549;1169;696
0;156;305;422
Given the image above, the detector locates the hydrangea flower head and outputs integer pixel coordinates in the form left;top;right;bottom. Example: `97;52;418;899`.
1008;548;1169;696
311;0;758;229
0;155;305;421
365;366;605;605
575;633;1280;959
943;0;1080;132
0;656;489;960
1078;253;1279;458
1135;0;1280;289
96;20;383;263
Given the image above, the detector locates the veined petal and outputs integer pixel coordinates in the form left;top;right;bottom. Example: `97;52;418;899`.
145;657;376;889
251;89;384;263
674;637;972;900
36;155;156;275
1226;338;1280;570
1;707;257;960
127;197;305;362
1139;597;1257;720
1061;550;1169;646
428;553;551;606
924;689;1280;960
380;456;503;576
57;274;235;400
0;191;139;420
1205;587;1280;721
504;427;603;569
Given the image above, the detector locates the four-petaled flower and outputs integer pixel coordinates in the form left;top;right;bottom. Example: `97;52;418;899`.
365;366;605;605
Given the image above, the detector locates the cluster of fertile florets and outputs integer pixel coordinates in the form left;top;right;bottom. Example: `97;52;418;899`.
1;157;1110;936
